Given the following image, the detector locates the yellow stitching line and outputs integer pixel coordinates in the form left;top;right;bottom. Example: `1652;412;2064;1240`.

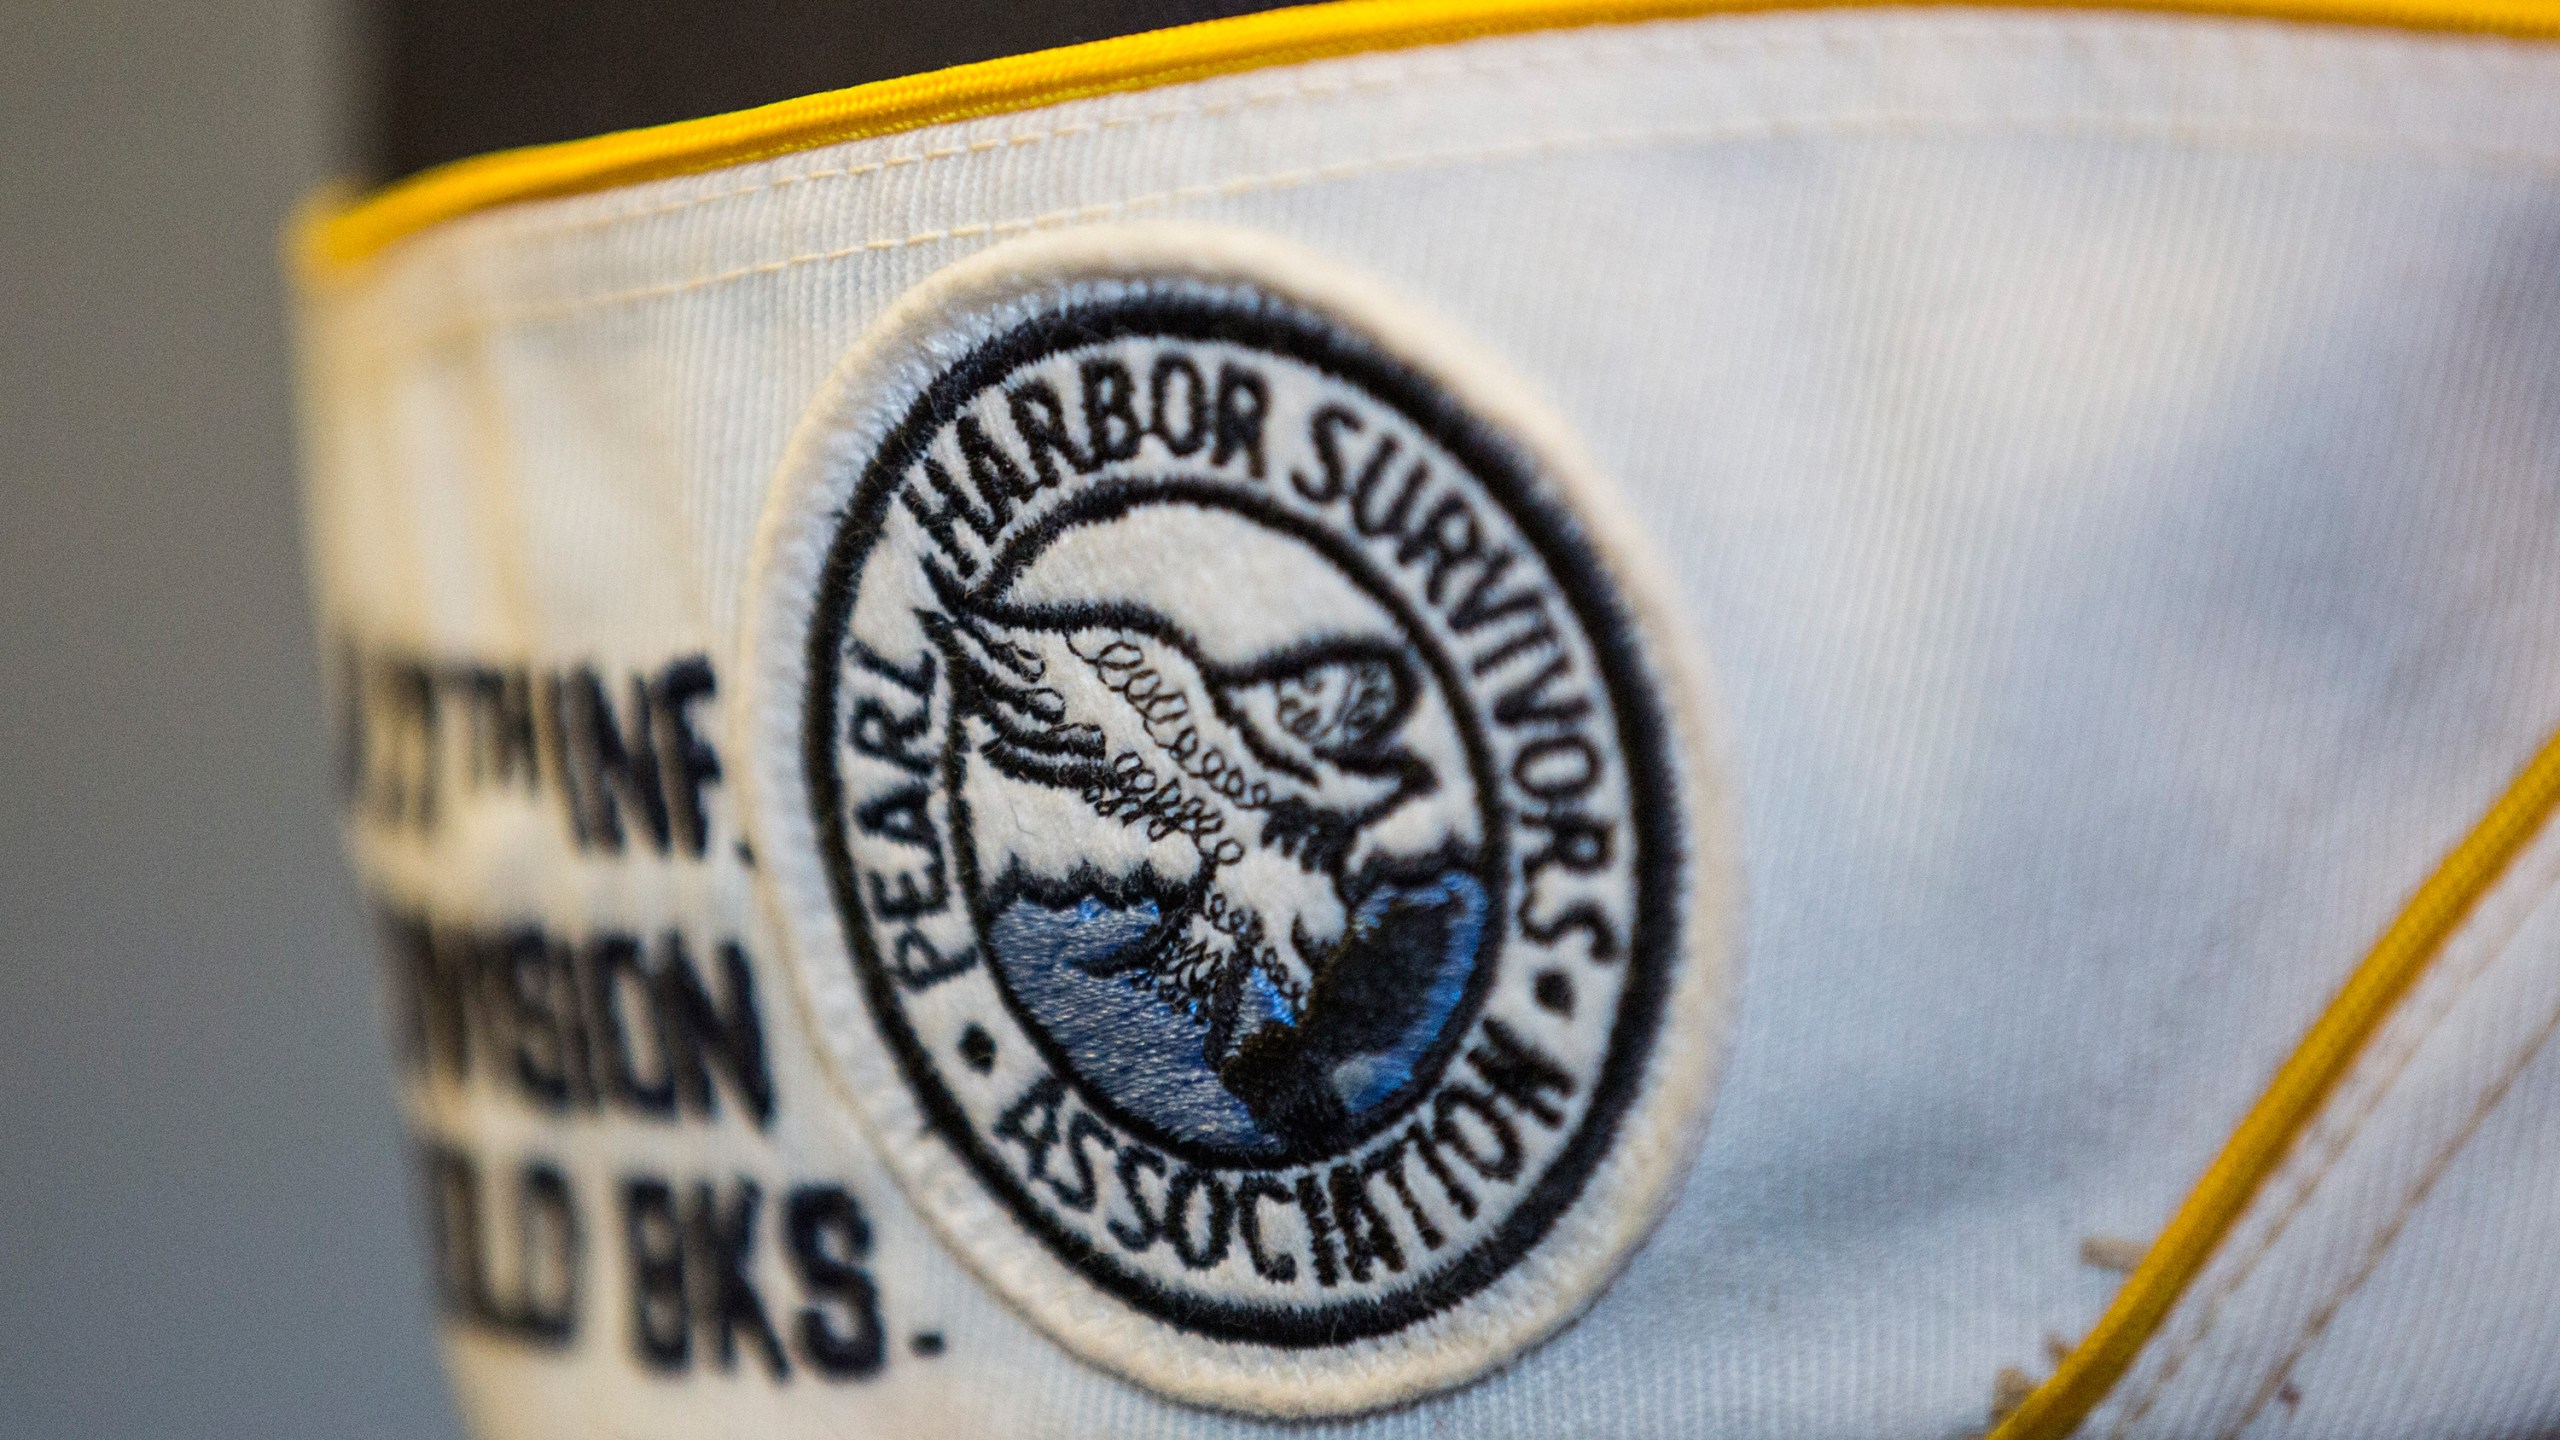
411;64;1425;257
295;0;2560;273
318;15;2270;262
368;124;1694;346
326;25;2143;315
346;21;1914;260
2217;992;2560;1440
2106;803;2557;1436
362;111;2560;352
1992;721;2560;1440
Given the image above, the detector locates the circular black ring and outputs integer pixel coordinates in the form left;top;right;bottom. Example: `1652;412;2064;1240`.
802;287;1686;1346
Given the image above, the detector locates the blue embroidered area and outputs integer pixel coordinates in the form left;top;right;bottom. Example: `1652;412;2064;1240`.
1328;872;1486;1116
987;870;1488;1159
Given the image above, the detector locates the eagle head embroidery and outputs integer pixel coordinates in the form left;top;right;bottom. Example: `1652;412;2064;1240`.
921;557;1457;1144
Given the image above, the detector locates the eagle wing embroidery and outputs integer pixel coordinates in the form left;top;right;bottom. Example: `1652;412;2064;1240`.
923;577;1426;1067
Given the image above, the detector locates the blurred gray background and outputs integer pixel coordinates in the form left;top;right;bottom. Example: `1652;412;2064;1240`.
0;2;460;1435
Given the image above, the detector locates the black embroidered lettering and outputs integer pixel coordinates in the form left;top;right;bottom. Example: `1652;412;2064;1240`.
994;1074;1068;1188
502;928;572;1111
1007;378;1085;485
1107;1145;1166;1252
1521;892;1620;962
1295;1172;1343;1288
785;1185;886;1379
908;447;1010;570
900;472;976;577
558;933;602;1110
852;639;935;698
460;663;539;792
1490;653;1592;729
1162;1168;1234;1271
865;863;949;922
512;1163;582;1344
1348;437;1422;538
848;694;934;775
421;1152;579;1349
1368;1136;1447;1251
1522;806;1612;879
1329;1162;1406;1282
1293;402;1360;503
651;656;722;857
379;907;780;1125
1047;1111;1115;1212
1081;358;1144;465
563;666;672;853
623;1176;689;1370
1513;733;1602;801
364;659;439;830
1235;1176;1299;1282
957;414;1034;526
856;786;950;920
1449;547;1548;635
660;935;775;1128
848;647;939;778
688;1179;789;1379
887;927;976;988
854;784;939;852
1468;616;1559;680
382;907;465;1080
420;1142;494;1332
1212;363;1268;478
537;670;587;846
1466;1018;1574;1129
1403;1121;1479;1221
592;934;677;1118
1148;353;1208;456
1432;1084;1524;1183
1396;494;1486;605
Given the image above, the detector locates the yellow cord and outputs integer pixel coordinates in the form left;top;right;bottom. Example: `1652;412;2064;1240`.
298;0;2560;274
1994;722;2560;1439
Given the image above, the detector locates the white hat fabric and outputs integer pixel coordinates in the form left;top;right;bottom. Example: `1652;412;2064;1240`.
292;5;2560;1435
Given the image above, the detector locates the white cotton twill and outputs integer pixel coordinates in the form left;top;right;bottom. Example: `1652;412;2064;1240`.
295;10;2560;1439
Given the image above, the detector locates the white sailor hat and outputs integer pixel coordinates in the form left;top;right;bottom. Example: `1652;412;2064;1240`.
294;4;2560;1433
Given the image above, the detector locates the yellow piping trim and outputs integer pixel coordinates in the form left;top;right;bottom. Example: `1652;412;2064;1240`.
298;0;2560;274
1993;721;2560;1440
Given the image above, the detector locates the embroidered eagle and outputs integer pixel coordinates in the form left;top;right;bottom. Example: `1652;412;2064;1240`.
923;566;1433;1071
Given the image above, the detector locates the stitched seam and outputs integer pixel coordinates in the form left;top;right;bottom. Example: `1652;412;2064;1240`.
2106;841;2560;1435
301;0;2560;268
348;14;2559;297
378;25;1761;267
375;113;2560;351
419;25;1738;252
2110;921;2518;1433
442;64;1429;252
2215;989;2560;1440
387;14;2376;256
1994;726;2560;1440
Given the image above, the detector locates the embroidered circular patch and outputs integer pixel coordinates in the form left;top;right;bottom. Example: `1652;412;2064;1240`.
745;227;1733;1415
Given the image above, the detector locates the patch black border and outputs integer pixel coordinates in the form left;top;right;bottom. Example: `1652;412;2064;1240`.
803;288;1685;1346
